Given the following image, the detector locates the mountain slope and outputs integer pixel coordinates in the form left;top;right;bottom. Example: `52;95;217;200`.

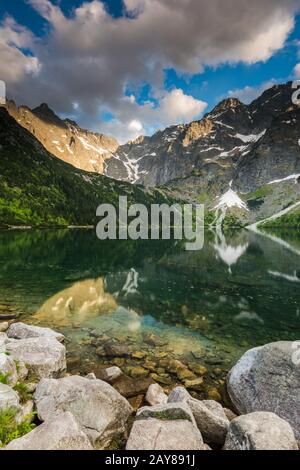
5;100;119;174
0;108;173;227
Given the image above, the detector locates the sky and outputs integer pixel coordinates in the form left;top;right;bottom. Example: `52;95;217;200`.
1;0;300;143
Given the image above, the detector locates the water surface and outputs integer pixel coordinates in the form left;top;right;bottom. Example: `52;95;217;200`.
0;228;299;399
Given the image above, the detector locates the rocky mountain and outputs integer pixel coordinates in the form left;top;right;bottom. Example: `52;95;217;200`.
104;82;300;225
5;100;119;174
0;108;172;227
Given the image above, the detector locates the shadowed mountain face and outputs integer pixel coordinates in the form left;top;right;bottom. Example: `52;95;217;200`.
0;108;173;227
104;82;299;189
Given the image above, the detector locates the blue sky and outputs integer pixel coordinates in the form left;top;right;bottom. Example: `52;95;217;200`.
1;0;300;142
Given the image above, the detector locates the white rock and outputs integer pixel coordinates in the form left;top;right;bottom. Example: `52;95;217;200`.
126;403;205;450
7;322;64;343
5;412;93;450
0;352;18;386
34;375;132;448
6;337;66;379
227;341;300;444
146;383;168;406
168;386;229;445
104;366;123;382
0;383;20;411
0;332;7;353
85;372;96;380
224;412;299;450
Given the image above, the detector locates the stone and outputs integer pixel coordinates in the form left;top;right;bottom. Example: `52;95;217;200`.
142;331;165;347
168;387;229;446
176;368;196;381
188;363;207;376
104;366;123;382
224;408;237;422
0;352;18;385
5;412;93;450
128;394;144;411
113;375;154;398
131;351;146;359
0;383;20;411
34;375;132;448
127;366;149;379
5;337;66;380
224;412;298;450
146;384;168;406
7;322;65;343
184;377;204;390
104;342;129;357
206;387;221;402
0;322;9;333
136;402;196;425
227;341;300;443
85;372;96;380
150;373;172;385
126;403;205;450
143;360;157;371
0;332;7;353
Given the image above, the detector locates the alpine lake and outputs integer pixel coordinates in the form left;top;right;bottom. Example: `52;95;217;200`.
0;227;299;403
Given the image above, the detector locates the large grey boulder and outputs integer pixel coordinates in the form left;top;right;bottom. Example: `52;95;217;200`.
7;322;65;343
6;337;66;379
224;412;298;450
0;383;20;411
146;384;168;406
34;375;132;448
126;403;205;450
0;352;18;386
5;412;93;450
227;341;300;443
168;386;229;445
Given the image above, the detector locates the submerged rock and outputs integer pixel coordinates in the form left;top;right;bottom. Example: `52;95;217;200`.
227;341;300;443
5;412;93;450
0;322;9;333
6;337;66;379
126;403;205;450
34;375;132;449
7;322;65;343
104;342;129;357
113;375;154;398
224;412;298;450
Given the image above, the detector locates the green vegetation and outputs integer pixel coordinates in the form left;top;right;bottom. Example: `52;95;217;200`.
13;383;32;404
0;109;174;227
0;372;11;384
262;211;300;229
0;408;35;447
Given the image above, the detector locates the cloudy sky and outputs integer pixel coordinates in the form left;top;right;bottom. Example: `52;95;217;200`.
1;0;300;143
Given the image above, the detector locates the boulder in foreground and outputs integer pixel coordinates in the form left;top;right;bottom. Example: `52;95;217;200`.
227;341;300;444
34;375;132;449
5;412;93;450
7;322;64;343
224;412;298;450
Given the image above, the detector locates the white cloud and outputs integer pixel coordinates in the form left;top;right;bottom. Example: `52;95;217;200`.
1;0;300;140
228;80;279;104
128;119;143;132
0;17;40;84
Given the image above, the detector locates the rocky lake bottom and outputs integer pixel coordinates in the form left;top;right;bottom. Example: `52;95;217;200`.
0;228;299;405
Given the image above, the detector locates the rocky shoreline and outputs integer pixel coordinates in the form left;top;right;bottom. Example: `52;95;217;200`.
0;321;299;450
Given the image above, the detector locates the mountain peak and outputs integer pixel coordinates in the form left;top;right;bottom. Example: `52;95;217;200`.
32;103;66;128
212;97;244;115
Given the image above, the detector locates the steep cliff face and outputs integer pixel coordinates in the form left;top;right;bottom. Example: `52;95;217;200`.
104;82;298;192
5;101;119;174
